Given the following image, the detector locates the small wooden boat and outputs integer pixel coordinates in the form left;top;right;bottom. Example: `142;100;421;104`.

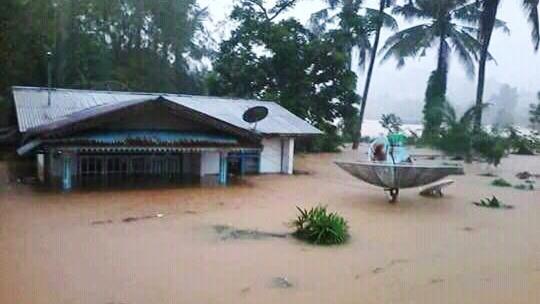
335;161;464;203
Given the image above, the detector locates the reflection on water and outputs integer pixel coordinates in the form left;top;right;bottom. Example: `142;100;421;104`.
44;174;247;193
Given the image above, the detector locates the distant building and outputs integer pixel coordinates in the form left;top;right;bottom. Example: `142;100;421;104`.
12;87;321;189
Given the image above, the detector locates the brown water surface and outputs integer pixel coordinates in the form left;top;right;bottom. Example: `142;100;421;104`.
1;147;539;304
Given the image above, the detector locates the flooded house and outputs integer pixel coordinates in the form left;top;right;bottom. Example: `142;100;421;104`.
11;86;321;189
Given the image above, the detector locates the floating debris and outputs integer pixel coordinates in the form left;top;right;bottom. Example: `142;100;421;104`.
122;213;164;223
271;277;293;289
478;173;498;177
516;171;533;180
293;169;311;176
91;219;114;225
213;225;288;240
240;287;251;294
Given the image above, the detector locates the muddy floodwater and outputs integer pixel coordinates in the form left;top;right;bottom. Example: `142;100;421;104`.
1;147;540;304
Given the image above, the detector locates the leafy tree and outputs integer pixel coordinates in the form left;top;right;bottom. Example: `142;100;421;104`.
311;0;398;149
0;0;210;97
436;102;510;166
471;0;538;132
209;0;360;151
379;113;403;133
381;0;485;139
530;92;540;131
472;0;506;132
523;0;540;51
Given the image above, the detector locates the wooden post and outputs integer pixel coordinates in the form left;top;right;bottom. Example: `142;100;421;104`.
62;155;72;190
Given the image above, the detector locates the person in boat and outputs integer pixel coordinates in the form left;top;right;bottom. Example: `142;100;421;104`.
368;133;411;164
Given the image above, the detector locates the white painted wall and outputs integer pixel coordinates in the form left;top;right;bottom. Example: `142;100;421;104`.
260;137;294;174
282;138;295;175
200;152;220;175
260;138;282;174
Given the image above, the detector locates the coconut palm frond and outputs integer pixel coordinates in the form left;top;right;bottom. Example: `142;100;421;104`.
460;103;490;125
522;0;540;50
453;2;483;24
325;0;343;10
354;34;372;69
448;28;477;77
365;8;398;31
392;2;430;21
380;24;434;67
456;25;497;63
441;101;458;125
460;25;481;36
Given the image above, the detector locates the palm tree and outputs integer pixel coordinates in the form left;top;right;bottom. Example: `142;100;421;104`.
354;0;397;149
472;0;538;132
523;0;540;50
381;0;485;138
310;0;371;70
310;0;398;149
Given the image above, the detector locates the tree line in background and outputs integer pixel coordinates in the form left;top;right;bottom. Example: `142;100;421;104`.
0;0;210;96
0;0;539;152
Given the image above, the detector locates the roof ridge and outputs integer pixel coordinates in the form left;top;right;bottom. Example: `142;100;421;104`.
11;86;278;104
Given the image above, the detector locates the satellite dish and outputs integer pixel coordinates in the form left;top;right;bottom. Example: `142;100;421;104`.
243;106;269;123
243;106;269;132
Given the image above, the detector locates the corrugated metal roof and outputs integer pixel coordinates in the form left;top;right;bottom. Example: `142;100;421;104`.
12;86;322;136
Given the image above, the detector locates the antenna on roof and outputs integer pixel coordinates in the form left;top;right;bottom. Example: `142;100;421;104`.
46;51;53;106
242;106;269;133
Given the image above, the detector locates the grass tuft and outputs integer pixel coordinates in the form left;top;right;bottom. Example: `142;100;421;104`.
292;205;349;245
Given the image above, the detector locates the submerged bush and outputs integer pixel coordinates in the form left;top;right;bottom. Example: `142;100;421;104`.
514;183;535;191
491;178;512;187
473;196;513;209
292;206;349;245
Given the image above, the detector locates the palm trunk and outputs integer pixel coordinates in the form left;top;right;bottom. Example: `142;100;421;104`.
473;44;489;133
473;1;500;133
352;1;385;150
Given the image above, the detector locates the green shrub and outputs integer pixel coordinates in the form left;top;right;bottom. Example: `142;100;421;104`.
473;196;513;209
472;130;510;167
506;127;537;155
514;183;535;191
292;206;349;245
491;178;512;187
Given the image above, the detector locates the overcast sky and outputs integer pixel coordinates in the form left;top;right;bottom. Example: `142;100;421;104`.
199;0;540;122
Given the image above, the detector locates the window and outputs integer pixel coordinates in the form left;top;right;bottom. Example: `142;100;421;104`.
80;156;104;176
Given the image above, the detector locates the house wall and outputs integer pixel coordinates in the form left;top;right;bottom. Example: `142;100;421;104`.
260;137;294;174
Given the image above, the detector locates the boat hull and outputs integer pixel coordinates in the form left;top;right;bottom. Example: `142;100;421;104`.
335;161;464;189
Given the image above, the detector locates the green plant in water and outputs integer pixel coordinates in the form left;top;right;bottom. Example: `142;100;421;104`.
473;196;513;209
491;178;512;187
514;183;535;191
292;206;349;245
